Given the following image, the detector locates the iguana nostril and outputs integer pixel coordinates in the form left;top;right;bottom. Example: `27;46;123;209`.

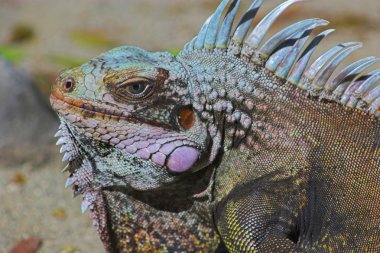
63;78;75;92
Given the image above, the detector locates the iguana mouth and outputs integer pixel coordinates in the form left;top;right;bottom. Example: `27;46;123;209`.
50;93;173;129
51;93;135;121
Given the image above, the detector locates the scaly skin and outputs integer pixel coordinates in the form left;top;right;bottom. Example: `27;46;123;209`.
51;1;380;252
51;47;221;252
179;49;380;252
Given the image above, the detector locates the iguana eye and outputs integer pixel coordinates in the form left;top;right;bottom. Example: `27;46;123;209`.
117;77;154;100
127;82;148;95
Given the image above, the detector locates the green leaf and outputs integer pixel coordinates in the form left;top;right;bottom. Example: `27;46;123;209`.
0;46;25;63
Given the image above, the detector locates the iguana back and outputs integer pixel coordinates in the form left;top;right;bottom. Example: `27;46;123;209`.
51;0;380;252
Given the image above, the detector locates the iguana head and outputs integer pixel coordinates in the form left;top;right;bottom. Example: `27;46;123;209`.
50;46;213;191
51;46;223;252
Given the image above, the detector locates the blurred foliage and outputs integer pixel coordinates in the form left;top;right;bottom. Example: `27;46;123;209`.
70;30;118;49
168;49;181;56
0;45;25;63
49;55;86;68
59;246;81;253
9;23;35;43
0;24;32;62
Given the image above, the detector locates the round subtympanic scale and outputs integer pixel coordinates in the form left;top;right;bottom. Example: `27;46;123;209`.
177;106;195;129
166;146;199;173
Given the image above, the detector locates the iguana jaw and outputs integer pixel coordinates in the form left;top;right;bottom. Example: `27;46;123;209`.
51;90;205;176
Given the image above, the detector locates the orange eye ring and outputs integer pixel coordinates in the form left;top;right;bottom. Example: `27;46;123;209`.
177;106;195;130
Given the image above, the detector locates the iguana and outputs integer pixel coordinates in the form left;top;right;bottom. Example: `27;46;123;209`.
50;0;380;252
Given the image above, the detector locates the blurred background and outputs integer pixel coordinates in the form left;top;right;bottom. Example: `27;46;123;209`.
0;0;379;252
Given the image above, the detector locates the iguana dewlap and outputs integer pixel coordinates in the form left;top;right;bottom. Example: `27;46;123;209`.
50;0;380;252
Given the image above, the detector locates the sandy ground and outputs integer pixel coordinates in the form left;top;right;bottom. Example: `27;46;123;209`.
0;0;379;252
0;161;102;253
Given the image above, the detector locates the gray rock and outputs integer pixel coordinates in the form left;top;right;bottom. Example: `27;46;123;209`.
0;58;59;166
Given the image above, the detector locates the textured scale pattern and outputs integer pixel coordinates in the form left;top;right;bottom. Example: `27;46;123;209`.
50;0;380;252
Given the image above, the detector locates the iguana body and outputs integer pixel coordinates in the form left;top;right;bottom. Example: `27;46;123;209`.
51;0;380;252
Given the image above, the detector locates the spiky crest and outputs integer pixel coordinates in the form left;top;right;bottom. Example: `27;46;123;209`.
181;0;380;117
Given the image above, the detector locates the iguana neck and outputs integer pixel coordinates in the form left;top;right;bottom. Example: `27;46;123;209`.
180;49;380;205
97;168;221;252
179;49;311;201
